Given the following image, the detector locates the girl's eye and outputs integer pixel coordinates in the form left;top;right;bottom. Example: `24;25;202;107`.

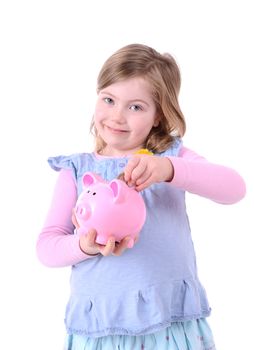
104;97;114;104
130;105;142;111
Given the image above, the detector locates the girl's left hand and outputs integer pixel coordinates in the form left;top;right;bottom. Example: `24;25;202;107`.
124;155;174;191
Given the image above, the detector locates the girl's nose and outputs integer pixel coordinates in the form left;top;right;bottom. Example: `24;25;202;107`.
111;107;125;123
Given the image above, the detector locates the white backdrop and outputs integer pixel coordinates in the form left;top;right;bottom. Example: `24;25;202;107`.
0;1;253;349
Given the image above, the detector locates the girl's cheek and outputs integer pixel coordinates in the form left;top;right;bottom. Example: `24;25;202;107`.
94;108;104;122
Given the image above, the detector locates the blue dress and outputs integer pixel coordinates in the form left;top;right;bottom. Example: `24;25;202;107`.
48;139;216;349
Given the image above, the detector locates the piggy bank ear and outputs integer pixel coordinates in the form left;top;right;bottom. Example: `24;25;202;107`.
109;179;126;203
82;172;104;188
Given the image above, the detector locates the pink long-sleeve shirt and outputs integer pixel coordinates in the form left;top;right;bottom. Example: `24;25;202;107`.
36;146;246;268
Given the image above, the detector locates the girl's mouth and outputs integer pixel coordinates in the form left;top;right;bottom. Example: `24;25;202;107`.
105;125;128;133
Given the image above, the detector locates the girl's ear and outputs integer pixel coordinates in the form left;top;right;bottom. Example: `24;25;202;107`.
153;116;160;127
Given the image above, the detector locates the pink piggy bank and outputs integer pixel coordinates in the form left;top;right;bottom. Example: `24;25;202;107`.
74;172;146;248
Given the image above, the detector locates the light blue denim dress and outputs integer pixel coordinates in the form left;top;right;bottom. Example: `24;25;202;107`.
48;139;216;350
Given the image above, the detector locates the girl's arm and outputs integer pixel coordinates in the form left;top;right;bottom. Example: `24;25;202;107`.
37;146;246;267
169;146;246;204
37;169;137;267
36;169;91;267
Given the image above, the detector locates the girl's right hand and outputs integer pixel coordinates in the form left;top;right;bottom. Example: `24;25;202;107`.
79;229;133;257
72;209;133;257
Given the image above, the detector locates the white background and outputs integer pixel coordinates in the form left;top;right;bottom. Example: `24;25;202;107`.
0;1;253;349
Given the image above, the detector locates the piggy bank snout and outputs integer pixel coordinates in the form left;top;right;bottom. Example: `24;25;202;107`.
75;203;91;221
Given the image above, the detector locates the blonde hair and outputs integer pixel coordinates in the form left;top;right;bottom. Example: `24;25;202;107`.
91;43;186;154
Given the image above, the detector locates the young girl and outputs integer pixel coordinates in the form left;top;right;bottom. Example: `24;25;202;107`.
37;44;246;350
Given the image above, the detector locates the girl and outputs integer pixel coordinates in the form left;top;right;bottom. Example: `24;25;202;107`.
37;44;246;350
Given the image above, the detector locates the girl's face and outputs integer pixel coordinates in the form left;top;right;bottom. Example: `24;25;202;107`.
94;77;159;156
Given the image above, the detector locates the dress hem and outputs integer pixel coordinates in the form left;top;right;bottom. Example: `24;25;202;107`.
65;309;211;337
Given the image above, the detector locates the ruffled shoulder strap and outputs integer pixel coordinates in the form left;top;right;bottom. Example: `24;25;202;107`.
47;153;88;181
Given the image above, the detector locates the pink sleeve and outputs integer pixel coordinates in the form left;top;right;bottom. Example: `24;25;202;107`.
36;169;92;267
168;146;246;204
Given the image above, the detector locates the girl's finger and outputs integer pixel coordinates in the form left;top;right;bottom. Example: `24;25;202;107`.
100;236;116;256
135;171;152;186
129;160;147;184
85;229;98;248
135;178;154;191
113;236;132;256
124;156;140;182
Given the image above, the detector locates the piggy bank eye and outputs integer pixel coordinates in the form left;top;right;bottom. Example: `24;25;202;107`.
87;190;90;193
93;192;96;195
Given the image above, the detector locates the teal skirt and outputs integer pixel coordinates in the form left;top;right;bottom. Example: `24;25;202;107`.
64;318;216;350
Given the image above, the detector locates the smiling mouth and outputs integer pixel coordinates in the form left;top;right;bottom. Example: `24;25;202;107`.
105;125;128;133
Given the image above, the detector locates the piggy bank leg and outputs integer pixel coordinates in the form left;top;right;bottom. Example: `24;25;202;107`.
127;238;135;248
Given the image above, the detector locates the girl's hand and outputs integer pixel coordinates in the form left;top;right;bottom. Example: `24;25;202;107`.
79;230;133;256
124;155;174;191
72;209;133;257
